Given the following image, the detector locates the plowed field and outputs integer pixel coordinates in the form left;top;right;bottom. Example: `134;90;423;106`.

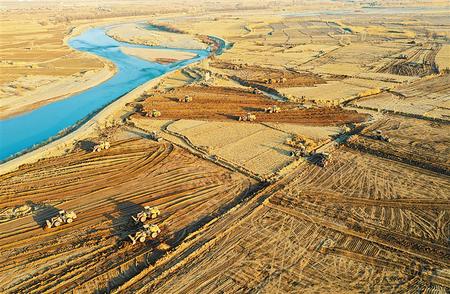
141;148;450;293
140;86;367;125
0;138;257;293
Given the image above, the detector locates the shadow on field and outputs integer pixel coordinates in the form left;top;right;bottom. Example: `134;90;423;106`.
27;201;59;229
218;113;239;120
262;144;290;156
242;106;263;112
125;128;152;140
77;140;97;152
105;199;144;239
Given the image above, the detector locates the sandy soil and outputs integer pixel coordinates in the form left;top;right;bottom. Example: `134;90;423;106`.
107;23;207;50
2;1;450;292
137;85;368;125
0;138;257;292
123;147;450;292
0;18;120;119
435;44;450;71
353;74;450;120
0;64;115;119
0;63;184;174
120;47;197;64
167;119;294;176
348;116;450;173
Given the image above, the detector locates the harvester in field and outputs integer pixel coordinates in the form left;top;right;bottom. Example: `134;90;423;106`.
46;210;77;228
264;105;281;113
132;206;161;223
128;224;161;245
147;109;161;118
178;95;192;103
238;113;256;122
92;141;110;152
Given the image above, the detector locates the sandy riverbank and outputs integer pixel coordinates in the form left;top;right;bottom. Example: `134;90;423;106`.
107;23;208;50
0;20;119;120
0;63;115;120
120;47;197;64
0;60;202;175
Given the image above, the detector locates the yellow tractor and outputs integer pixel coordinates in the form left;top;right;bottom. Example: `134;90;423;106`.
147;109;161;118
92;141;110;152
238;113;256;122
128;224;161;245
178;95;192;103
319;238;336;254
132;206;160;223
264;105;281;113
46;210;77;228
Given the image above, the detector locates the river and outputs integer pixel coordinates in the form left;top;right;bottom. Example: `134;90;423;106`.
0;24;211;162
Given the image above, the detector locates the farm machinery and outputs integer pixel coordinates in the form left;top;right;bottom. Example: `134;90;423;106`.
147;109;161;118
132;206;161;223
128;224;161;245
238;113;256;122
128;206;162;244
372;130;391;142
264;105;281;113
92;141;110;152
46;210;77;228
178;95;192;103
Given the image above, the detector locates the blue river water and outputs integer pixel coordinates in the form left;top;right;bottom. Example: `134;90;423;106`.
0;25;210;162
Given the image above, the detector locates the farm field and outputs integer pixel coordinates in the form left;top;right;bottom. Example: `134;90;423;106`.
166;119;294;176
0;137;257;292
353;74;450;120
142;148;450;293
137;85;368;125
347;116;450;174
1;0;450;292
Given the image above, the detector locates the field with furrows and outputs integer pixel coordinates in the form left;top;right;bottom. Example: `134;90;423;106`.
2;2;450;293
376;43;441;77
347;116;450;174
139;85;368;125
353;73;450;120
0;138;258;293
167;119;295;176
142;148;450;293
210;62;326;88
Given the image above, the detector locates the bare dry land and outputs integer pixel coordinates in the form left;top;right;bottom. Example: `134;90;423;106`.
124;148;450;293
352;74;450;121
1;0;450;292
0;137;257;292
137;85;368;125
